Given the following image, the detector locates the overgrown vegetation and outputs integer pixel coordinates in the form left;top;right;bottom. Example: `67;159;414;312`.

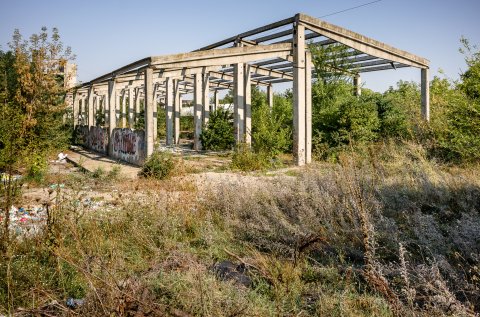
310;40;480;163
200;108;235;151
0;27;72;255
1;22;480;316
1;143;478;316
140;151;175;179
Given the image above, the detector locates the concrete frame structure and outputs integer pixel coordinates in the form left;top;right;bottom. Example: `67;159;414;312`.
70;13;429;166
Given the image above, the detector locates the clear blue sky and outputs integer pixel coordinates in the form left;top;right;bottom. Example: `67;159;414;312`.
1;0;479;92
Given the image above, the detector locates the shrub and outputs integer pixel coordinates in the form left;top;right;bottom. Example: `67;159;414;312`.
200;108;235;151
91;167;105;179
230;143;269;171
251;89;292;159
141;151;175;179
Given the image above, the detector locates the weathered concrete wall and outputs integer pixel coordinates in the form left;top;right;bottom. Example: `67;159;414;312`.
75;125;108;154
74;125;89;146
88;126;108;154
75;126;145;165
111;128;146;165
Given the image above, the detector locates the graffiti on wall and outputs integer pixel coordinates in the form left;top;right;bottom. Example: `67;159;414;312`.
74;125;89;145
74;125;145;166
88;126;108;154
111;128;146;165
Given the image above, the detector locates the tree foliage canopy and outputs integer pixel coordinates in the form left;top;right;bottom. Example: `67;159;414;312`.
0;27;73;175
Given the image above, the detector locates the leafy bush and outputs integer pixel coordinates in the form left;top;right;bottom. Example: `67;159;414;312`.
141;151;175;179
230;143;269;171
251;88;292;159
200;108;235;150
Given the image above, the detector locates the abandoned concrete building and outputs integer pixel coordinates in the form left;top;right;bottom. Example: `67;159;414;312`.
68;13;429;166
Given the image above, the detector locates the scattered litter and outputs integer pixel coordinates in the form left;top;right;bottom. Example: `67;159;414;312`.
57;152;68;163
66;298;85;309
49;183;65;189
0;205;46;237
1;173;22;182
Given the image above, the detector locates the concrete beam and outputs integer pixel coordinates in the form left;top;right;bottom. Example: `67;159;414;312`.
298;14;429;69
197;16;295;51
250;65;294;81
209;70;269;87
151;43;293;69
88;57;150;85
358;63;409;73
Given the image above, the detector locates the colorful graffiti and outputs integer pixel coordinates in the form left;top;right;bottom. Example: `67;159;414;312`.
74;125;89;145
88;126;108;154
113;129;137;155
74;125;145;165
111;128;145;165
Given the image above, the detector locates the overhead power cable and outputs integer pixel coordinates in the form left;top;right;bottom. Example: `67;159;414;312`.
319;0;383;18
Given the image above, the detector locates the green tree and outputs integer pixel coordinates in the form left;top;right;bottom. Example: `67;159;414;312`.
0;27;73;251
251;87;292;159
458;37;480;100
200;107;235;150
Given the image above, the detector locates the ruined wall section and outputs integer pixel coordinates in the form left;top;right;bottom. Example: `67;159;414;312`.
74;126;145;165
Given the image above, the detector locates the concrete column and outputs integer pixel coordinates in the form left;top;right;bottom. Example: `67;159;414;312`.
293;21;306;166
165;77;174;145
73;92;79;129
144;68;155;157
194;73;203;150
128;87;134;128
80;97;84;125
135;88;141;125
104;94;109;125
421;68;430;122
202;73;210;126
153;84;158;141
305;51;312;164
267;85;274;110
93;95;99;126
107;80;117;155
353;75;362;96
244;64;252;145
88;86;94;129
121;90;127;128
234;62;245;143
214;90;219;112
116;91;121;125
174;80;181;145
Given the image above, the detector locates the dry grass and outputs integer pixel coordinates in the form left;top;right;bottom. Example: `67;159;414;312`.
1;140;479;316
